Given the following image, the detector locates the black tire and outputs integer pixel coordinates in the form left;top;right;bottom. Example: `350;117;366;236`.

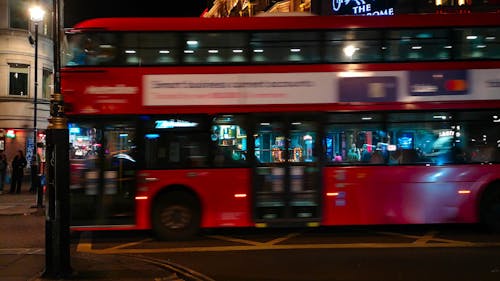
479;185;500;232
152;191;201;240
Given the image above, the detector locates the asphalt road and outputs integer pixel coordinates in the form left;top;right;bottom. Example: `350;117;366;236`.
76;225;500;281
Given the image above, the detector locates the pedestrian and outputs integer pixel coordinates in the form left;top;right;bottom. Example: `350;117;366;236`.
0;152;7;194
9;150;27;194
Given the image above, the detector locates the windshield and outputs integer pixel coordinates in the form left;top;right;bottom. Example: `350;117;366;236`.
64;32;118;66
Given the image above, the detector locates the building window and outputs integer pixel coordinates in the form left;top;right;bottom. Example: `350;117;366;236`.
9;0;29;29
42;69;53;99
9;64;29;96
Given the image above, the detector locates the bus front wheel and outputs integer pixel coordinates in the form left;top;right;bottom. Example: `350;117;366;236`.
480;184;500;232
152;191;201;240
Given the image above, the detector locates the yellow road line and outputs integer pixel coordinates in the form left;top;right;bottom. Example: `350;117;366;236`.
208;232;301;246
106;238;153;251
264;233;301;245
206;235;264;246
78;241;500;255
377;231;472;245
76;232;93;252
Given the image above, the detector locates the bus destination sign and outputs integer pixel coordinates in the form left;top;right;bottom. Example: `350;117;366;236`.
314;0;398;16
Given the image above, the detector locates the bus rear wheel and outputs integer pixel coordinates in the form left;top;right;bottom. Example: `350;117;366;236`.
152;191;200;240
480;185;500;232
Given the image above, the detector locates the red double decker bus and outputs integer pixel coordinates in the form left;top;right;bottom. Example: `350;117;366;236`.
62;13;500;240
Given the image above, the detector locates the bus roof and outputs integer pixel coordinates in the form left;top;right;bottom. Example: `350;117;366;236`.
70;13;500;32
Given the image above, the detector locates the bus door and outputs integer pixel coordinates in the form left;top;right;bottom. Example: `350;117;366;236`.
253;115;322;225
69;121;136;227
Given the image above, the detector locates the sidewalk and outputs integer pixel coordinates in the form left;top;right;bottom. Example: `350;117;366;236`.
0;191;184;281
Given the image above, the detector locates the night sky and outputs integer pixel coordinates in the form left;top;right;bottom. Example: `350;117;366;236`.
64;0;207;27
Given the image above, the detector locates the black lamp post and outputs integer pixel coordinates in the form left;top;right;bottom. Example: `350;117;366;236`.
29;5;44;207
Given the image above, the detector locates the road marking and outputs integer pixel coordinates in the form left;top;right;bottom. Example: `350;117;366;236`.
207;235;263;246
76;231;93;252
77;241;500;255
265;232;301;245
106;238;153;251
0;248;44;255
76;230;500;255
377;231;473;245
207;232;301;246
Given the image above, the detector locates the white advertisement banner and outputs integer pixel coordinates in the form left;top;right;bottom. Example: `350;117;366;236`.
143;73;334;106
142;69;499;106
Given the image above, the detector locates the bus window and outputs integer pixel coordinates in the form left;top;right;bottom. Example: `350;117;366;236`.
387;112;454;165
138;32;180;65
211;115;248;167
183;32;248;65
250;31;321;64
455;111;500;163
386;29;450;61
455;28;500;60
143;116;209;169
324;30;382;63
325;113;386;164
65;33;118;66
255;121;286;163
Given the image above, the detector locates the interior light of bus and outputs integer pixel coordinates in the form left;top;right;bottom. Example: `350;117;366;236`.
125;50;136;54
411;46;422;50
291;122;301;125
466;35;477;40
159;50;170;54
458;190;471;195
184;50;194;54
186;40;198;46
381;46;387;50
361;117;372;120
135;196;148;200
417;33;432;39
486;36;496;40
444;45;453;49
253;49;264;53
234;193;247;198
327;192;339;197
433;115;447;120
343;45;358;57
208;49;218;54
232;49;243;53
155;119;198;129
99;44;113;49
260;122;270;126
476;45;486;49
290;48;301;53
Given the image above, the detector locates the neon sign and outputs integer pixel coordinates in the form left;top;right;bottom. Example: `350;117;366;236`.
331;0;395;16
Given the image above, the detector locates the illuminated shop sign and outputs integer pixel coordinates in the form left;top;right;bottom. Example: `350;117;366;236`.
316;0;398;16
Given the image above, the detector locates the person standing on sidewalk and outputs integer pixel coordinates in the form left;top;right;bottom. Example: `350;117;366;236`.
0;152;7;194
9;150;27;194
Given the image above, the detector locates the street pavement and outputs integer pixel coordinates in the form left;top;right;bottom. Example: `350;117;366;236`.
0;189;186;281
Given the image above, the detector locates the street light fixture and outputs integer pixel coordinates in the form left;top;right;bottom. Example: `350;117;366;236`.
29;5;45;205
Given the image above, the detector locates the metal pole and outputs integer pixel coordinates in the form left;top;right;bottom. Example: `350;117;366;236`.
43;0;71;277
34;22;38;149
31;22;44;208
